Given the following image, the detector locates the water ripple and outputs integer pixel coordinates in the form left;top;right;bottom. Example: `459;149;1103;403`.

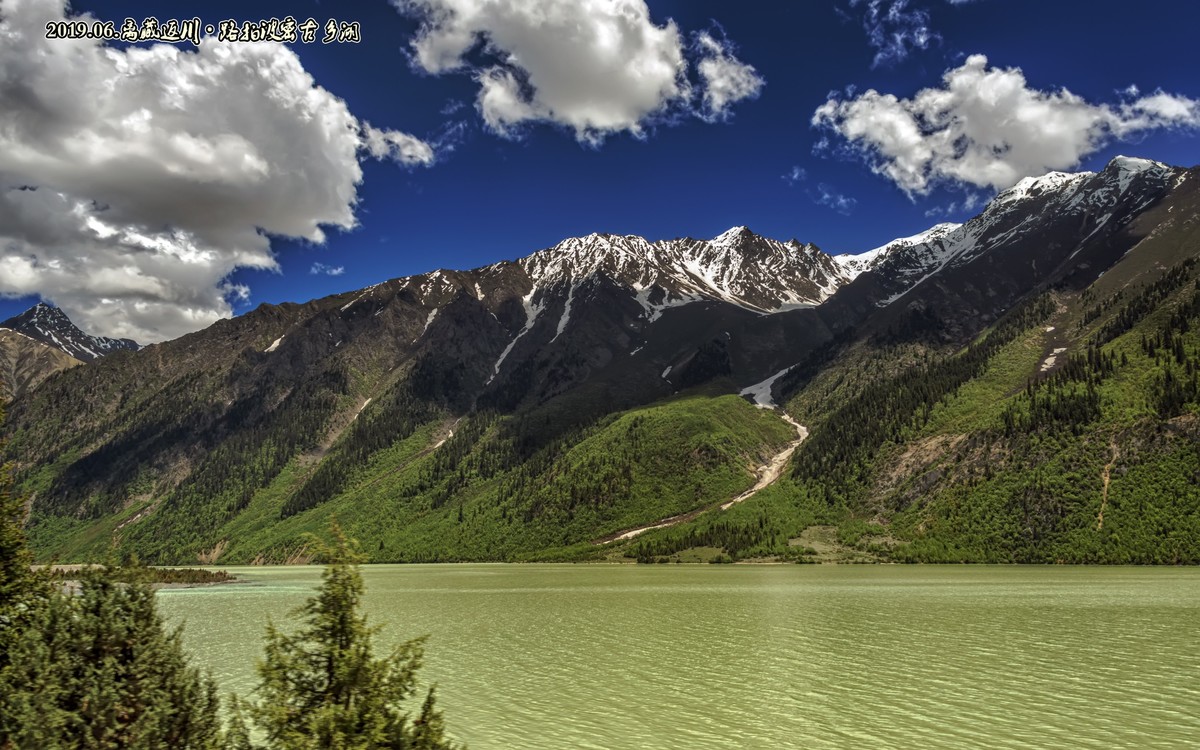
158;565;1200;749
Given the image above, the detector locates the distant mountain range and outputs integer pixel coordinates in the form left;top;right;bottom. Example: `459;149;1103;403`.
1;303;138;363
4;155;1198;565
0;303;138;400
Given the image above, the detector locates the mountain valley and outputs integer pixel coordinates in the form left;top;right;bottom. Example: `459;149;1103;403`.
4;155;1199;565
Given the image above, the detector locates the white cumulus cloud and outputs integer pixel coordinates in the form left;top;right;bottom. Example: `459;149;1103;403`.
0;0;434;342
813;54;1200;196
363;124;438;166
396;0;762;142
695;31;764;122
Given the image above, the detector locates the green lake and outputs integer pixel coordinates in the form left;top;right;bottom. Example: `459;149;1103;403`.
157;564;1200;749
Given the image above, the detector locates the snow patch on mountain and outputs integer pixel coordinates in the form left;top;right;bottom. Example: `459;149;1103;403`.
550;283;577;344
486;288;545;385
834;223;961;281
414;309;439;343
740;366;794;409
633;285;705;322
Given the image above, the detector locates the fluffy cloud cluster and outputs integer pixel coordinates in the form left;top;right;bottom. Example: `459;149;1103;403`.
363;124;438;166
0;0;433;342
813;54;1200;196
695;31;764;122
397;0;763;142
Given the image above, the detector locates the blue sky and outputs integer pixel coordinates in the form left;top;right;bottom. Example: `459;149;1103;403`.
1;0;1198;341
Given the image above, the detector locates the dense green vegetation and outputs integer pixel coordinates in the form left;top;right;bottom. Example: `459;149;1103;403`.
22;388;792;564
648;294;1069;564
1;443;461;748
43;566;237;586
16;256;1200;566
282;381;442;519
0;568;225;749
633;259;1200;565
2;400;222;748
790;295;1056;498
6;184;1200;567
229;524;458;749
628;482;825;563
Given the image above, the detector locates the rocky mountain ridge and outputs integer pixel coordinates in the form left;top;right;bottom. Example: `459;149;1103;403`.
0;303;139;363
0;328;81;402
0;303;139;400
4;155;1197;565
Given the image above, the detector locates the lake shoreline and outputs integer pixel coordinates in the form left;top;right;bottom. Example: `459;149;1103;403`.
136;559;1200;569
34;564;248;588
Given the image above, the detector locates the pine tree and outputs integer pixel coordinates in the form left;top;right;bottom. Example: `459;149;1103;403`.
1;396;47;627
0;404;54;744
2;399;223;748
0;455;37;615
244;522;461;750
0;566;224;749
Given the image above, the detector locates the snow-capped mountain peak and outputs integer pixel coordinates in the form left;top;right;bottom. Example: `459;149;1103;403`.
347;155;1185;381
1106;155;1171;192
0;303;139;363
710;225;755;247
994;156;1169;209
834;223;962;281
1109;155;1168;173
858;156;1182;307
994;170;1092;207
517;227;846;317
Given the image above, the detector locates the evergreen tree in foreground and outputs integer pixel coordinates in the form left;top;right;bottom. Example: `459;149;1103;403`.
1;396;223;748
233;522;462;750
0;450;39;620
2;418;463;749
0;568;224;749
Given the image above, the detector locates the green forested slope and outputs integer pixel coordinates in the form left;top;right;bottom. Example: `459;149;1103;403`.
10;161;1200;565
628;254;1200;564
19;260;1200;565
26;388;793;563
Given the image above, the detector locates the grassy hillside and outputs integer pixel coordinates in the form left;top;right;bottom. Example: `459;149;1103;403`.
13;166;1200;566
25;261;1200;565
26;387;794;563
623;252;1200;564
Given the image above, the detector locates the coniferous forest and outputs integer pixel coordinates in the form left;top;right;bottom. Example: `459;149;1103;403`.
628;259;1200;565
